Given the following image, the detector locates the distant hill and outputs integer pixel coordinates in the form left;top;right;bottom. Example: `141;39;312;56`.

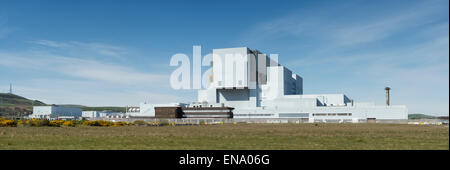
0;93;126;117
408;114;437;119
0;93;46;117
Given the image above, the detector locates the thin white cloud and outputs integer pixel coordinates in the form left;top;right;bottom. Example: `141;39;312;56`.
0;83;185;106
29;40;128;58
235;0;449;115
239;0;446;47
331;1;444;46
32;40;72;48
0;40;188;106
0;51;168;86
291;33;449;69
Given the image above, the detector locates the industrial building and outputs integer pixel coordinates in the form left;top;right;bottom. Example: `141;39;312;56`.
30;106;82;120
82;110;118;118
138;47;408;122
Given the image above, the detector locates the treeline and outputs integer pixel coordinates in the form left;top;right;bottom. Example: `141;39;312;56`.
408;114;437;119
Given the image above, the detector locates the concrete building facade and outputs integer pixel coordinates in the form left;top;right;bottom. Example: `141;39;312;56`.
82;111;118;118
30;106;82;120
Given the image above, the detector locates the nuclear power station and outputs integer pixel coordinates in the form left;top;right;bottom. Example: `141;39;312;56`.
134;47;408;123
29;47;408;123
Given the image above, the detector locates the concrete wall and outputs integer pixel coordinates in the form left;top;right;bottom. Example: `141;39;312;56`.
82;111;99;118
213;47;249;89
301;94;350;106
82;111;116;118
31;106;81;119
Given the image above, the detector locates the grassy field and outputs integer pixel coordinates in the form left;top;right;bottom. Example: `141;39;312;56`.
0;123;448;150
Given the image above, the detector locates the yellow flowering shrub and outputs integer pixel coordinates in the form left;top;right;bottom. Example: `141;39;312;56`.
112;121;127;127
1;120;17;127
62;121;75;127
30;119;40;126
82;120;97;126
97;120;112;127
82;120;114;126
49;120;64;127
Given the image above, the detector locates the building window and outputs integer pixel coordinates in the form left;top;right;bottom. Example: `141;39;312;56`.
279;113;309;118
234;114;274;117
313;113;352;116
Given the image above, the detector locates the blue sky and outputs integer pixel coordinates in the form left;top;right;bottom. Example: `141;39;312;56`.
0;0;448;115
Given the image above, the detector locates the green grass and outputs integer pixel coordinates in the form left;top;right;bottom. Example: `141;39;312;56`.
0;123;448;150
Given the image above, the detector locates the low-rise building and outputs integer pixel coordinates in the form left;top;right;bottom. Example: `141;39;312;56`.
105;112;127;118
82;110;116;118
30;106;82;120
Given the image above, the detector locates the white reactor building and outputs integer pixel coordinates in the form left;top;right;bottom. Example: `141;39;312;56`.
136;47;408;122
195;47;408;122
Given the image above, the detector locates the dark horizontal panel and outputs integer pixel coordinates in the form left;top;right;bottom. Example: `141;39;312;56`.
184;112;233;115
182;107;234;110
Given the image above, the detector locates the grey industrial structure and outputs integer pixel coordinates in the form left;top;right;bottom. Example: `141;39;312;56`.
137;47;408;123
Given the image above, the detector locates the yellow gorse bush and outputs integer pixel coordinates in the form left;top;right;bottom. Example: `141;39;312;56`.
1;120;17;127
62;121;75;127
112;121;127;127
81;120;114;127
1;118;178;127
82;120;97;126
30;119;40;126
97;120;113;127
49;120;65;127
